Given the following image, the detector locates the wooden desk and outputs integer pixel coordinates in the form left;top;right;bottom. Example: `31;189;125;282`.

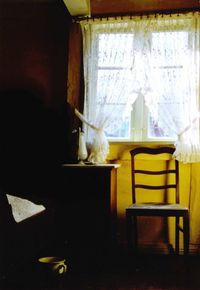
62;163;120;252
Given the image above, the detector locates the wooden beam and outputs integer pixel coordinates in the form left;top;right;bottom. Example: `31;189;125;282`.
63;0;90;17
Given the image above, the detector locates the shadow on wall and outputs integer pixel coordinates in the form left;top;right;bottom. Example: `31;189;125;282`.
0;89;78;197
0;89;80;278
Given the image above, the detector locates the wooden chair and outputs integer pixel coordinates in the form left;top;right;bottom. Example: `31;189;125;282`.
126;147;189;255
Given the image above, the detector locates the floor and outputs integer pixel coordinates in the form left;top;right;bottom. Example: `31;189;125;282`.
1;248;200;290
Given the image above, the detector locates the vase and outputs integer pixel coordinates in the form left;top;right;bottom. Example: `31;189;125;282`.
78;129;88;163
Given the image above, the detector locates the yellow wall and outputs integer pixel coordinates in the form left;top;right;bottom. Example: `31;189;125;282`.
107;143;192;253
66;21;200;254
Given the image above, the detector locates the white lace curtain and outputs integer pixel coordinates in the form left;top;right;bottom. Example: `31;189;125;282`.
80;12;200;163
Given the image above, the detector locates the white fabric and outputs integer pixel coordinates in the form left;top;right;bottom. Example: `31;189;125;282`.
75;108;109;163
6;194;45;223
80;12;200;164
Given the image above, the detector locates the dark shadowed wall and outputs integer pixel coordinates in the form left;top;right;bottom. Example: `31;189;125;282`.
0;0;70;109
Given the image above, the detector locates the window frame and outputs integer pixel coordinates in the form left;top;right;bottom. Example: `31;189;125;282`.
90;23;193;144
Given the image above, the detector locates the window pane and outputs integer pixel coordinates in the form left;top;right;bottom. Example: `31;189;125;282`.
152;31;188;66
95;30;190;141
97;69;132;104
104;106;130;138
96;69;131;138
149;31;189;139
98;33;134;68
148;116;175;138
97;32;134;139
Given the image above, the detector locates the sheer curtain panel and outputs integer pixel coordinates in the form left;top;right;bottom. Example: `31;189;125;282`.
80;12;200;164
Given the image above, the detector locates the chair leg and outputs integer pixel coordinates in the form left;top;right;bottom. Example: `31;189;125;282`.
175;216;179;255
132;216;138;250
183;213;189;256
126;212;132;249
126;213;138;253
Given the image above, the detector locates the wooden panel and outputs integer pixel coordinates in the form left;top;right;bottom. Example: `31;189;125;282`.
62;164;119;250
91;0;200;16
67;22;84;110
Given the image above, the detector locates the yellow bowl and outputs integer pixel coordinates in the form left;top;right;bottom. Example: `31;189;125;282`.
38;256;67;275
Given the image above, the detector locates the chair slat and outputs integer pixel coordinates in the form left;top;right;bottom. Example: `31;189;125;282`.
134;184;177;190
134;169;176;175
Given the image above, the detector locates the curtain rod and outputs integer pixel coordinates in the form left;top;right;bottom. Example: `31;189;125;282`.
73;7;200;23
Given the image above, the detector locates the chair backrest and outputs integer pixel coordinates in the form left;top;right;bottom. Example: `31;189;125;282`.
130;147;179;204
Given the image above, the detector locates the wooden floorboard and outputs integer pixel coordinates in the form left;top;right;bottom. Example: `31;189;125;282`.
1;247;200;290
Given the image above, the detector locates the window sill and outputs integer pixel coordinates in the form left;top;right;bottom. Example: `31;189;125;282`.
107;140;175;161
108;140;175;146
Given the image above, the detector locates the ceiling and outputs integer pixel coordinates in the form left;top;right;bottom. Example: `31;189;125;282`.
64;0;200;18
90;0;200;16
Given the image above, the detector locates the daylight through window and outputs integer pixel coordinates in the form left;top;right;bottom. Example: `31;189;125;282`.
80;13;200;163
96;30;191;141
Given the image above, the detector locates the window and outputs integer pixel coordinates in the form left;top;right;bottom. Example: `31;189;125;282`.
95;30;190;142
97;33;134;140
80;14;200;163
